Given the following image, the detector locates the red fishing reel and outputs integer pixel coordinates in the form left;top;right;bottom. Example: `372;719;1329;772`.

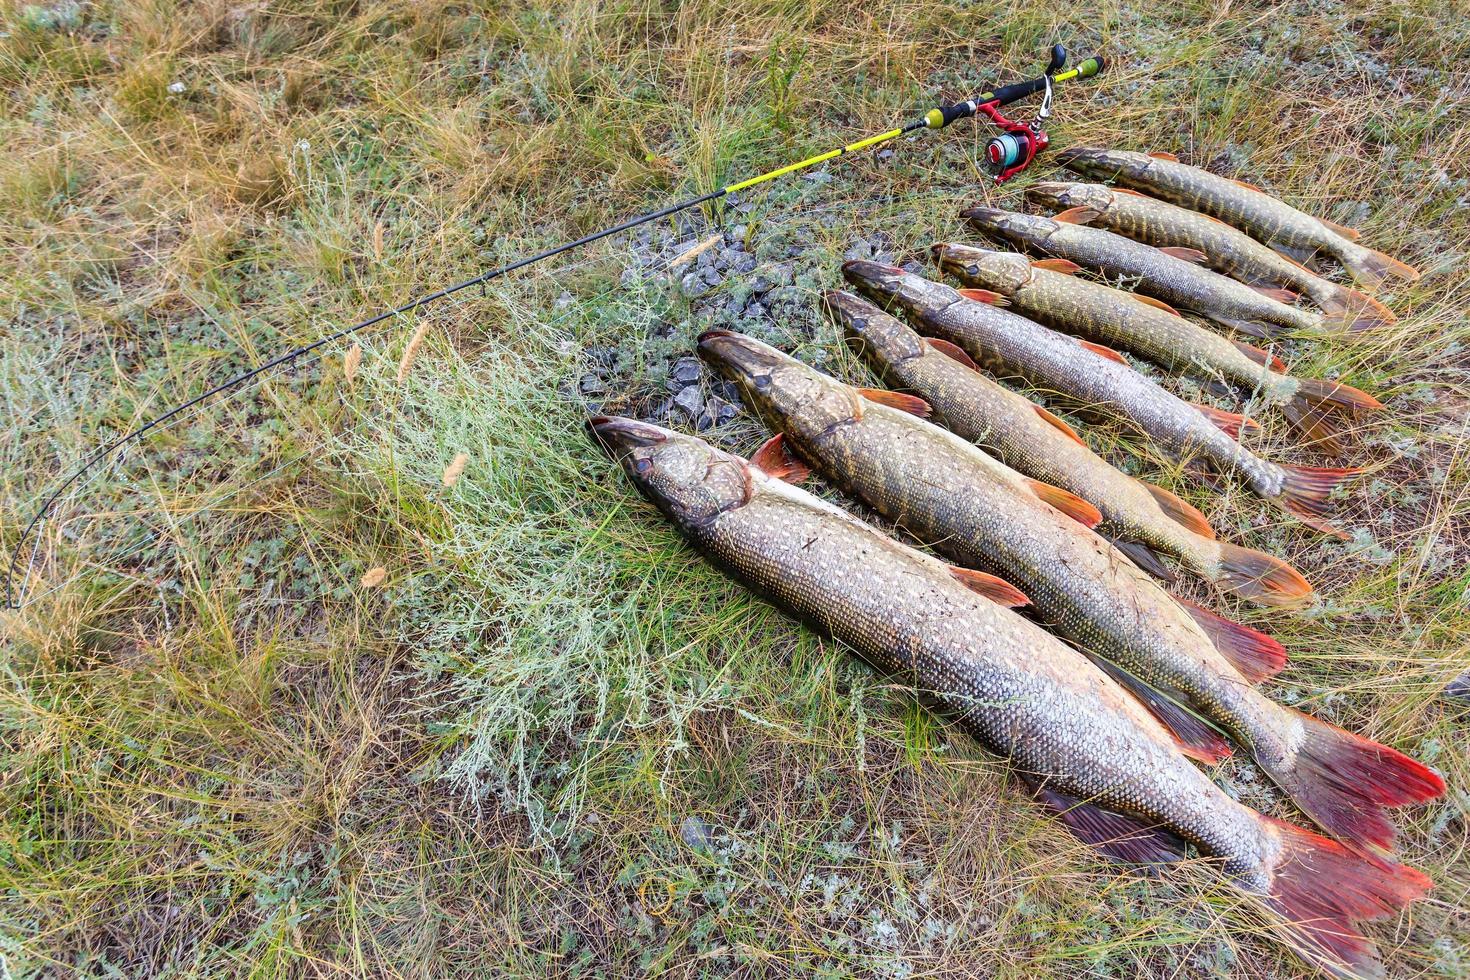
978;68;1054;184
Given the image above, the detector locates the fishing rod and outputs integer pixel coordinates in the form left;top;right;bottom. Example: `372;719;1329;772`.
3;43;1105;610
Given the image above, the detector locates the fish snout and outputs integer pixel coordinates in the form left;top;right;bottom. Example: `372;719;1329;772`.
697;330;784;389
1052;146;1088;168
958;206;1016;236
1024;181;1073;207
587;415;668;456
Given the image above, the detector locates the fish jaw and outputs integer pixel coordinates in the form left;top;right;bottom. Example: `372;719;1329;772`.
587;415;750;526
697;330;860;445
932;243;1031;294
841;259;962;323
1055;146;1153;182
960;206;1061;249
822;289;927;375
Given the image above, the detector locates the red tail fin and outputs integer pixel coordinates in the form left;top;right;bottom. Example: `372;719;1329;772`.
1142;481;1215;538
1193;402;1261;439
1175;597;1288;683
1283;379;1383;455
1338;244;1421;289
1259;713;1445;852
1213;541;1314;607
1262;817;1432;978
1276;464;1363;539
1315;286;1398;332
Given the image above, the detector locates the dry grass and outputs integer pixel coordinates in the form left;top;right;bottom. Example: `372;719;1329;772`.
1;0;1467;977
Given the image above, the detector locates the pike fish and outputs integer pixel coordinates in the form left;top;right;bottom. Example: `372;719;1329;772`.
934;243;1383;455
699;328;1443;857
591;414;1430;979
962;206;1324;339
824;288;1314;607
1056;147;1421;289
1026;181;1396;332
841;261;1361;538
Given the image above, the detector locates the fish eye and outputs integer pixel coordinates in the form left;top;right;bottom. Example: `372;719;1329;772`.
753;374;772;391
850;316;868;332
634;457;654;474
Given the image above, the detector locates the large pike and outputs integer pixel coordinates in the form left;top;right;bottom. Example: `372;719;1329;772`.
962;206;1323;338
824;288;1313;607
934;243;1383;455
591;414;1430;980
1026;181;1395;331
1056;147;1421;289
842;261;1361;538
698;329;1443;857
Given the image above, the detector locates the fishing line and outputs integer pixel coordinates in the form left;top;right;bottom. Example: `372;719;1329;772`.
3;45;1105;610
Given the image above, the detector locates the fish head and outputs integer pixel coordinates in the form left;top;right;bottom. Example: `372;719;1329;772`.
1052;146;1152;181
959;207;1061;247
587;415;750;526
1025;181;1113;213
841;259;955;322
821;289;925;373
698;330;860;441
931;243;1031;294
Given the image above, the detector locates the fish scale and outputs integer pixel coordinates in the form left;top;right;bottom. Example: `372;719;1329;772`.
696;331;1315;782
1056;147;1421;289
939;245;1298;404
592;415;1434;980
825;288;1314;606
961;207;1322;336
1024;181;1393;330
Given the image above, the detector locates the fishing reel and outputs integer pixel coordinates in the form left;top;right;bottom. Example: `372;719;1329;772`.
978;44;1062;184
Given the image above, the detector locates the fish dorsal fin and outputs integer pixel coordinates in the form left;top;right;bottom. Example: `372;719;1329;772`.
1139;480;1215;539
1111;187;1151;198
1032;258;1081;275
1158;246;1209;265
749;433;812;484
1174;597;1288;683
958;287;1010;307
1318;217;1361;241
1024;478;1103;528
1132;293;1182;316
1078;339;1127;364
1052;206;1100;225
1233;178;1263;192
949;565;1029;607
857;387;931;418
1193;402;1261;439
926;337;978;370
1250;284;1299;303
1147;151;1180;162
1230;338;1286;372
1033;404;1087;447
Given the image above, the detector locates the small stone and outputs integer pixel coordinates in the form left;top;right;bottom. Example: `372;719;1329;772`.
681;815;713;851
732;252;757;274
901;260;923;274
579;373;606;395
700;266;723;287
749;275;772;294
843;238;873;262
669;357;702;386
680;271;709;298
674;385;705;417
745;301;766;319
876;148;895;164
1444;668;1470;704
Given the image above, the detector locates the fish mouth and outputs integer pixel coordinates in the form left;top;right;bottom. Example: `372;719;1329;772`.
697;330;785;385
821;289;880;331
1052;146;1088;167
1024;182;1073;205
958;206;1014;232
587;415;668;455
841;259;908;300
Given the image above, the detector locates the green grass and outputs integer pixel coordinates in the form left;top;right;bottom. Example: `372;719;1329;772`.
1;0;1467;976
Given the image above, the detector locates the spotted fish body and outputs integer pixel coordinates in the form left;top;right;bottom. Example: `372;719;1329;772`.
592;416;1433;979
1056;148;1420;289
697;330;1323;781
960;207;1321;337
845;260;1368;543
825;288;1313;606
935;244;1383;457
935;243;1299;405
1025;181;1396;330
